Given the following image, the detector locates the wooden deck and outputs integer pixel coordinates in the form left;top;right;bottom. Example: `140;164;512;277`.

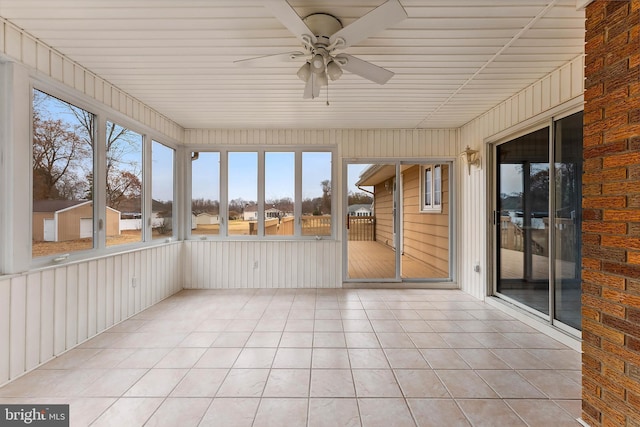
347;240;448;280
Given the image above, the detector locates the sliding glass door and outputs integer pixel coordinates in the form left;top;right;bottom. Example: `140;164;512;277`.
493;111;582;332
345;161;451;282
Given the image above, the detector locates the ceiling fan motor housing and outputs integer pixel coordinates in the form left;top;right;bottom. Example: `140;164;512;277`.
303;13;343;47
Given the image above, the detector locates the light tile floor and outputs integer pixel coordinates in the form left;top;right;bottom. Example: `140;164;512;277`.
0;289;582;426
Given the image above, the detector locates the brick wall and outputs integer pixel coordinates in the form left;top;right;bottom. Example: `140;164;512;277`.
582;0;640;425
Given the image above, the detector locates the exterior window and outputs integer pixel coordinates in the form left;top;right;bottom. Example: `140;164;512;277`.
302;152;332;236
421;164;442;212
32;90;95;258
151;141;174;239
228;152;257;236
106;121;143;247
191;152;220;236
265;152;294;236
189;149;334;239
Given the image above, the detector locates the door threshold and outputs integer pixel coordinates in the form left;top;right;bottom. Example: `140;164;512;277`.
343;282;458;289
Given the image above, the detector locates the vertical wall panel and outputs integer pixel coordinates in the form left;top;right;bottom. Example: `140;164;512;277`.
39;269;54;362
9;276;26;379
65;264;78;349
77;262;88;343
0;279;10;383
25;273;41;370
53;268;66;355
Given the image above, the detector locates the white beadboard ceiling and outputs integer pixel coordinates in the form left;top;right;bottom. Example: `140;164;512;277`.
0;0;585;129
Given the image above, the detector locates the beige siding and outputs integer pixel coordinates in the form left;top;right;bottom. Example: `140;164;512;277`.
401;165;449;275
105;208;120;238
374;183;394;248
57;203;93;241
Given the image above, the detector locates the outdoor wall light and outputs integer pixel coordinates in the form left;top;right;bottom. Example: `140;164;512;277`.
461;145;481;175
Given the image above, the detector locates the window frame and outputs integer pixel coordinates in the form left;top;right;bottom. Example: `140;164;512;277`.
186;146;336;241
420;163;443;213
28;79;180;268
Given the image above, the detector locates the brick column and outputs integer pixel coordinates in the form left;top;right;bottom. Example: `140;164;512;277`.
582;0;640;425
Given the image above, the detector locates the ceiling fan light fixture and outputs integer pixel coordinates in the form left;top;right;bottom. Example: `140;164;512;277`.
311;53;325;73
297;61;311;81
326;60;342;80
315;70;328;86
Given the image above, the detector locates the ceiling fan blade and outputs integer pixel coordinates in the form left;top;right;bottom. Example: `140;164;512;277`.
335;54;394;85
302;75;322;99
330;0;407;49
234;51;306;66
265;0;317;45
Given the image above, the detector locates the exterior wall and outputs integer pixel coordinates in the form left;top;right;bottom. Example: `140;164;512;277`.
31;212;53;242
0;243;183;385
458;54;585;300
402;164;449;275
374;182;394;248
183;128;458;288
57;203;93;241
582;1;640;425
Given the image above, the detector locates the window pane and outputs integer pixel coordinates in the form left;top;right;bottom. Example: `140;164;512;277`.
434;165;442;206
302;152;332;236
151;141;174;239
32;90;94;258
265;152;294;236
106;121;143;247
191;152;220;236
228;152;257;236
554;112;583;330
424;167;432;207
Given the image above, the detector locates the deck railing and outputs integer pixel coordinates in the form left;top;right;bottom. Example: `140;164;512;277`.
347;215;375;241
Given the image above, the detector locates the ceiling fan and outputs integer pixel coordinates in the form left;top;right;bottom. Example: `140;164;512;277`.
235;0;408;99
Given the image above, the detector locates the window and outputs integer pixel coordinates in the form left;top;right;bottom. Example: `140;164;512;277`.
228;152;257;236
421;164;442;212
32;90;95;258
302;152;332;236
191;152;220;236
189;148;334;239
106;121;143;247
265;152;294;236
151;141;175;240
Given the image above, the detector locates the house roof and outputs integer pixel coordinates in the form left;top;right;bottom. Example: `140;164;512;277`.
33;200;87;213
0;1;586;129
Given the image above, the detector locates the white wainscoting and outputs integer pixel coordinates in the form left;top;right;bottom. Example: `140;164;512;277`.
0;243;182;386
183;240;341;289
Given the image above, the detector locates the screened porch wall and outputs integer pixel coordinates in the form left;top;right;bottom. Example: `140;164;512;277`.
0;243;183;386
182;128;458;289
458;54;585;300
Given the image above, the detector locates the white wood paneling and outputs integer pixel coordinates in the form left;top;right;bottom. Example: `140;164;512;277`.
458;55;584;300
0;1;585;129
0;243;182;386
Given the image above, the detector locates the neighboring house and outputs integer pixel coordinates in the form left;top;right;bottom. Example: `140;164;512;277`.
265;207;283;219
243;209;258;221
196;212;220;225
347;204;373;217
32;200;120;242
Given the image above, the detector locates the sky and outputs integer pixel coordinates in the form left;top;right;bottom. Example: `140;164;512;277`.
191;151;332;203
